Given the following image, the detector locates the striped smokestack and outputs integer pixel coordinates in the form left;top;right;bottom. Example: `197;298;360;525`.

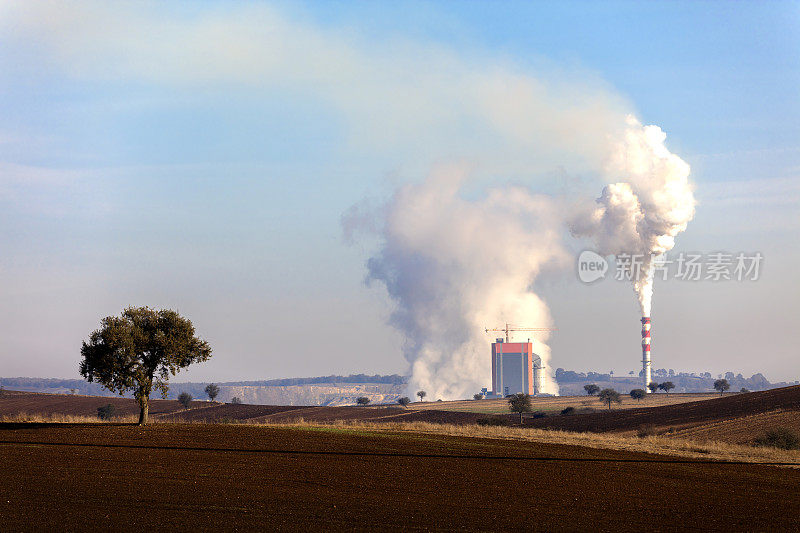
641;317;651;392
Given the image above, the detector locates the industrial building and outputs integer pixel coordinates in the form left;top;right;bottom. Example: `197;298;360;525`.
490;338;544;397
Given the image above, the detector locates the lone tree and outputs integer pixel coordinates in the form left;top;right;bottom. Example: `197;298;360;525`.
80;306;212;425
658;381;675;393
416;390;427;402
205;383;220;402
230;397;242;404
630;388;646;402
356;396;371;406
713;378;730;395
598;388;622;410
508;393;532;423
397;397;411;408
473;393;484;400
584;384;600;396
647;382;659;394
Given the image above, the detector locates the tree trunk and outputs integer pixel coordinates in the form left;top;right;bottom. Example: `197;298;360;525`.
138;398;149;425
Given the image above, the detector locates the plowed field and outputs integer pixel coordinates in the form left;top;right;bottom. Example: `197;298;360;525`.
1;423;798;531
525;385;800;438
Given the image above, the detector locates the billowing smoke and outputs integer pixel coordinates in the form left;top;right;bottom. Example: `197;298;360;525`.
573;116;696;316
348;117;694;400
345;166;567;399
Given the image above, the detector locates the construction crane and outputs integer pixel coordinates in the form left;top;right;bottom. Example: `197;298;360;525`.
484;323;556;343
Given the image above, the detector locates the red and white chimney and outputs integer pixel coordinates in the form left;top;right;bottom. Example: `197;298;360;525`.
642;317;652;392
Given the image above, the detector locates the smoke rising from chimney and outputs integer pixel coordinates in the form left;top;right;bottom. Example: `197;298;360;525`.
572;116;696;316
347;116;694;400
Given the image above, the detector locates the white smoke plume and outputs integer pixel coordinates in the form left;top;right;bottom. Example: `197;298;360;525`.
572;116;696;316
346;166;568;400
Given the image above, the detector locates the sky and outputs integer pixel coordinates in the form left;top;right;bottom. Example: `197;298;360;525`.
0;1;798;387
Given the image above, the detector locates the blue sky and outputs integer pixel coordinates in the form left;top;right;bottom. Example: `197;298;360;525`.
0;1;798;386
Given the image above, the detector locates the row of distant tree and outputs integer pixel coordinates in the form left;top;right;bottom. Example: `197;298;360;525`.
555;367;792;393
0;374;408;399
585;378;737;397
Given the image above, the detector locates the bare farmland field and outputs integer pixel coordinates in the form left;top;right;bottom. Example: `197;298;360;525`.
1;423;798;531
408;392;721;414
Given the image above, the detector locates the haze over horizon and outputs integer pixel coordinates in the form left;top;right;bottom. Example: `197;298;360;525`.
1;1;798;390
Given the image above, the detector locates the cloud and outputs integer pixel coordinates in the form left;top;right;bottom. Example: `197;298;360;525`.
0;1;632;178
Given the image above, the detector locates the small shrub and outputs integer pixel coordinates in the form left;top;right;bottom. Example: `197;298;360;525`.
97;404;116;420
397;397;411;407
477;416;510;427
178;391;192;409
637;424;657;438
754;428;800;450
629;389;646;402
230;397;242;404
356;397;371;406
531;411;547;419
560;406;576;416
473;393;484;400
740;388;750;393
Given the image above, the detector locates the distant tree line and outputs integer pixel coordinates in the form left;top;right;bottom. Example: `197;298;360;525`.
0;374;409;399
555;367;789;393
217;374;407;386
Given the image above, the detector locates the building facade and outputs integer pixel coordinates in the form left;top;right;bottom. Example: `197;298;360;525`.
491;339;543;396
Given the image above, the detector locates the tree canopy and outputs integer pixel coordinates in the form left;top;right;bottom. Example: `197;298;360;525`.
658;381;675;393
584;384;600;396
178;391;193;409
714;379;730;394
205;383;220;402
79;306;212;425
598;388;622;409
507;393;533;423
630;388;645;402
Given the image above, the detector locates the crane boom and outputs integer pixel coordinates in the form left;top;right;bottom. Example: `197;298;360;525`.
484;323;556;343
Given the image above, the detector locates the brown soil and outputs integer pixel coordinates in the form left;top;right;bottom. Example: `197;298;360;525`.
0;389;504;425
1;423;798;531
670;409;800;444
525;385;800;437
4;386;800;446
159;402;501;425
410;392;722;414
0;390;185;417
